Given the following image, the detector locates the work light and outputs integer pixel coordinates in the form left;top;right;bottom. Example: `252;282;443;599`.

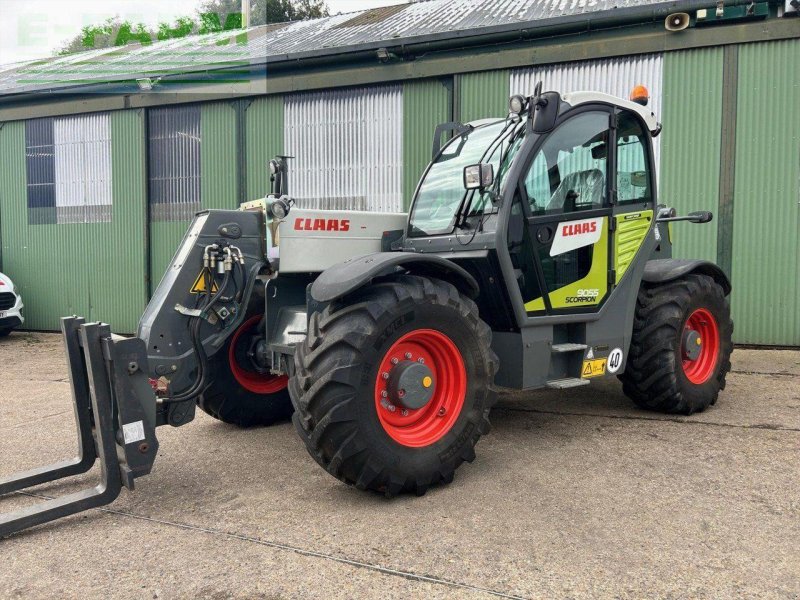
509;94;527;115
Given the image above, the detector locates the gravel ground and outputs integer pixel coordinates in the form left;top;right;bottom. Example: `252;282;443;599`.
0;331;798;599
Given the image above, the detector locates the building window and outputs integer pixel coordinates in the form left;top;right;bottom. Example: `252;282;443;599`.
148;105;201;222
25;113;112;225
285;85;403;213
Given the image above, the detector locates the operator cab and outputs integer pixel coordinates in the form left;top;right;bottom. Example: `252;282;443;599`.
404;84;662;331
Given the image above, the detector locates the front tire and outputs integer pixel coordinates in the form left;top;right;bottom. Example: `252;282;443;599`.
290;275;498;496
620;274;733;415
197;315;294;427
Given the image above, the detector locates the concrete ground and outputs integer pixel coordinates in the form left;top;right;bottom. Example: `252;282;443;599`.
0;332;798;599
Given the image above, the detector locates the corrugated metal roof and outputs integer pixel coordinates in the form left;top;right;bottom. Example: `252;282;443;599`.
267;0;703;61
0;26;268;97
0;0;717;97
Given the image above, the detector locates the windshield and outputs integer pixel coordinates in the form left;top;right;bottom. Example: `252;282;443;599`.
409;119;522;236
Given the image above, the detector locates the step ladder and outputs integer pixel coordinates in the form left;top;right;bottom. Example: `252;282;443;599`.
546;378;591;389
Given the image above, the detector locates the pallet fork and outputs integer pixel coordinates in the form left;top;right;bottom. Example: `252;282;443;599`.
0;317;159;537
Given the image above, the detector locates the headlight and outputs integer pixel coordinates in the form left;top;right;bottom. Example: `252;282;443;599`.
270;195;292;220
509;94;527;115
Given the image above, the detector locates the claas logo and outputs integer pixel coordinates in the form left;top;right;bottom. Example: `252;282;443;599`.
294;218;351;232
562;221;597;236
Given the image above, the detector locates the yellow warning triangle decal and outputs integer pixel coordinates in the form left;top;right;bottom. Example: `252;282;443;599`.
190;271;219;294
582;362;594;377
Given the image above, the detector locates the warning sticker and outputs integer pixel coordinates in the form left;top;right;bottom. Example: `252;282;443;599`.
122;421;146;444
581;358;607;379
190;271;219;294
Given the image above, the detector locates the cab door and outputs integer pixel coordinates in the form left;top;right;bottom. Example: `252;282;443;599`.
512;108;615;315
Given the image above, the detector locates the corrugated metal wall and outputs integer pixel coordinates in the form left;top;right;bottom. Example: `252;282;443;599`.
53;113;113;224
149;102;239;289
285;85;404;212
0;110;147;333
246;95;283;201
731;39;800;346
148;106;202;222
510;54;664;172
89;110;148;332
660;48;723;263
459;70;509;123
403;78;450;209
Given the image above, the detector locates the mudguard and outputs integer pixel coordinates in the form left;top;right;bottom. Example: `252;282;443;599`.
310;252;480;303
643;259;732;296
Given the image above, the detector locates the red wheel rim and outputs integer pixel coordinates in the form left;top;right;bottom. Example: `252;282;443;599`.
228;316;288;394
374;329;467;448
682;308;720;385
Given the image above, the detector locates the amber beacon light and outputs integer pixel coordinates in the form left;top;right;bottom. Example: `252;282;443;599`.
630;85;650;106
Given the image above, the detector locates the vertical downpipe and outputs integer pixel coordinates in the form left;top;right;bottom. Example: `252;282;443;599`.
717;45;739;279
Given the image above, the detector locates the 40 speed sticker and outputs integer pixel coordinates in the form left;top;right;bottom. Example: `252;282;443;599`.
606;348;624;373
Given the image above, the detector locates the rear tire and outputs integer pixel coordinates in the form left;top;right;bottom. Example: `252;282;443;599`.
290;275;498;496
0;328;11;337
620;274;733;415
198;315;293;427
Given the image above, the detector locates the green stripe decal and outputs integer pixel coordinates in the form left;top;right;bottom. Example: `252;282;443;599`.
615;210;653;284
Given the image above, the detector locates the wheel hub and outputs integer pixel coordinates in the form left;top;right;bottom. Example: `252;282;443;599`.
681;308;720;385
374;329;467;448
229;316;288;395
386;361;435;410
683;329;703;361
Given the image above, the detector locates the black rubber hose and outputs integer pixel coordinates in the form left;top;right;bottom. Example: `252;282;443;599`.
164;268;234;403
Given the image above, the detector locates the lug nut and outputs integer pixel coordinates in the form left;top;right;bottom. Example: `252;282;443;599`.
382;372;389;380
405;352;412;359
391;357;399;365
438;407;446;416
388;404;396;412
401;409;408;416
418;358;425;364
381;390;388;398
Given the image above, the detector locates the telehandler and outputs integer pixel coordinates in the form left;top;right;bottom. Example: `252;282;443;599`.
0;83;733;536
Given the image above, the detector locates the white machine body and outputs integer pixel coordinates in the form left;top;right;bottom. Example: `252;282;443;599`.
276;209;408;273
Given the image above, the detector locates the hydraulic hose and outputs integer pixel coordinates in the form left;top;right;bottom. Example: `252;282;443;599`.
163;268;234;403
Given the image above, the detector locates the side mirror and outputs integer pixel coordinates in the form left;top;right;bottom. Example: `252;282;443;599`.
530;91;561;133
688;211;713;223
463;163;494;191
656;208;714;224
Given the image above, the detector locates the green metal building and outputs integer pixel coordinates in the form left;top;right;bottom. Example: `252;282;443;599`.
0;0;798;345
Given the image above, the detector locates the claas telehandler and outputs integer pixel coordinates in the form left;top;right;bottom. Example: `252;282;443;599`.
0;83;733;536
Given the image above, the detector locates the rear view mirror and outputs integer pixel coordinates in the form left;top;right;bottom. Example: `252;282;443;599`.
688;211;713;223
591;143;607;160
464;163;494;190
531;91;561;133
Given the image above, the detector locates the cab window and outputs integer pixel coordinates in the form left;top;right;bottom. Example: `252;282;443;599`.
521;111;610;216
616;111;652;205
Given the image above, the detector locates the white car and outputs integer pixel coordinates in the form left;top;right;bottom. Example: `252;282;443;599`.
0;272;23;336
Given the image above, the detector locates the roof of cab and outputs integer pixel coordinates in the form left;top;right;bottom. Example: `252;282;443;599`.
561;91;661;133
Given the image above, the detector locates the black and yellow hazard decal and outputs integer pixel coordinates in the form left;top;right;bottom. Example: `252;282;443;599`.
614;210;653;284
190;270;218;294
581;358;607;379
